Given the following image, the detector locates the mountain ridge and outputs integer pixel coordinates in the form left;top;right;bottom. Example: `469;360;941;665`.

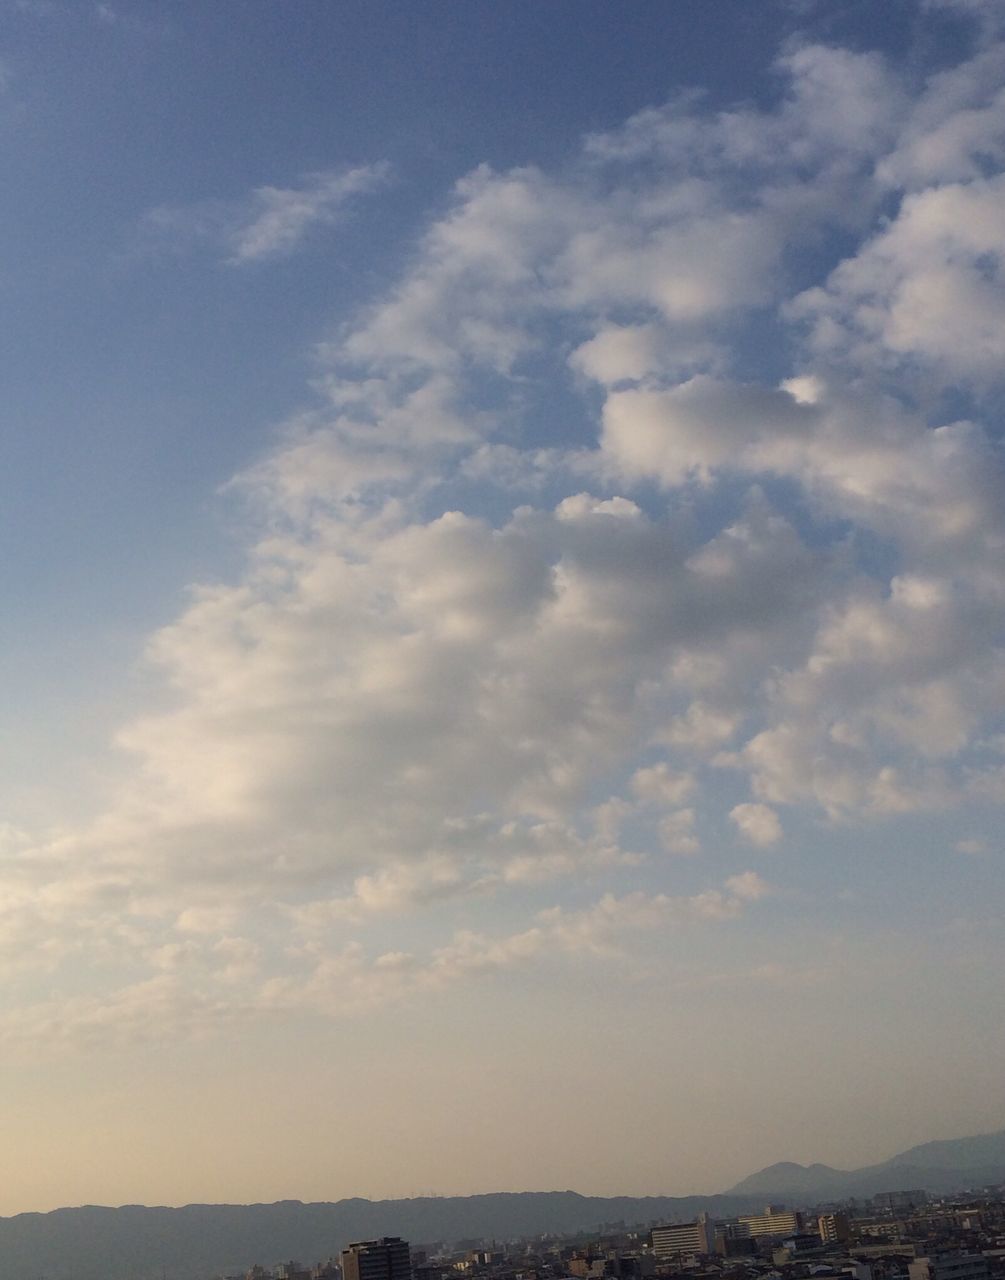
0;1191;765;1280
729;1127;1005;1200
4;1127;1004;1280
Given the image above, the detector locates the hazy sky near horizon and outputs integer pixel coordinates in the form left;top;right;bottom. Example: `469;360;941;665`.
2;0;1005;1216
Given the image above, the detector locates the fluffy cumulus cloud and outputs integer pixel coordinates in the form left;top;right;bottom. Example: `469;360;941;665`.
5;12;1005;1048
729;805;783;848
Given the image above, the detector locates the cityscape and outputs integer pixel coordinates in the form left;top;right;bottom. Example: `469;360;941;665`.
5;1129;1005;1280
205;1192;1005;1280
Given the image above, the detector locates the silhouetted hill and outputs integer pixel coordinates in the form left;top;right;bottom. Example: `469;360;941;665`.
889;1131;1005;1171
8;1129;1005;1280
0;1190;763;1280
729;1128;1005;1201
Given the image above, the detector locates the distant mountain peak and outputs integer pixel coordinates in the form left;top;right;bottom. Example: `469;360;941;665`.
728;1127;1005;1201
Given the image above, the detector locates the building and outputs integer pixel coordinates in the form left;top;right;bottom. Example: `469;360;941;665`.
342;1238;413;1280
874;1191;928;1211
908;1256;989;1280
851;1244;925;1261
819;1213;852;1245
651;1216;714;1258
714;1229;756;1259
734;1208;803;1240
567;1256;604;1278
610;1256;655;1278
773;1233;828;1263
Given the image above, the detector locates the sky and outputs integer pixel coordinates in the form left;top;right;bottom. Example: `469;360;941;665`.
1;0;1005;1217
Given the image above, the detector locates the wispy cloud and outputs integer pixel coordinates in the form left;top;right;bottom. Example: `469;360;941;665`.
140;163;390;264
0;875;767;1051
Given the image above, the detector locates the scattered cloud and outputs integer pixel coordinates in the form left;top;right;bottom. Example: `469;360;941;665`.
0;873;765;1050
8;22;1005;1047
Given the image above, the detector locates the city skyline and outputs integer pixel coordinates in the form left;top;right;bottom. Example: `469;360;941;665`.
1;0;1004;1215
1;1179;1004;1280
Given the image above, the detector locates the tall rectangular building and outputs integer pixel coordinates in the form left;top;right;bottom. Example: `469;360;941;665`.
342;1237;413;1280
818;1213;851;1245
651;1215;714;1257
735;1209;803;1239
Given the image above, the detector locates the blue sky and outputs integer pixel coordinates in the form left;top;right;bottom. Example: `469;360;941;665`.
2;0;1005;1214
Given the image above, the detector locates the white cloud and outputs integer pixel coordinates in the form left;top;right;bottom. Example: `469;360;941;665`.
10;24;1005;1047
601;375;1005;552
290;855;476;926
0;975;247;1052
658;809;701;856
792;175;1005;383
570;324;670;384
661;701;741;754
723;871;772;902
0;872;765;1049
141;163;389;265
631;763;695;808
229;166;390;263
729;803;783;847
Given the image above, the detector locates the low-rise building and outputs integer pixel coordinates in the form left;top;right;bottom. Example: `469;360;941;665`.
908;1255;989;1280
